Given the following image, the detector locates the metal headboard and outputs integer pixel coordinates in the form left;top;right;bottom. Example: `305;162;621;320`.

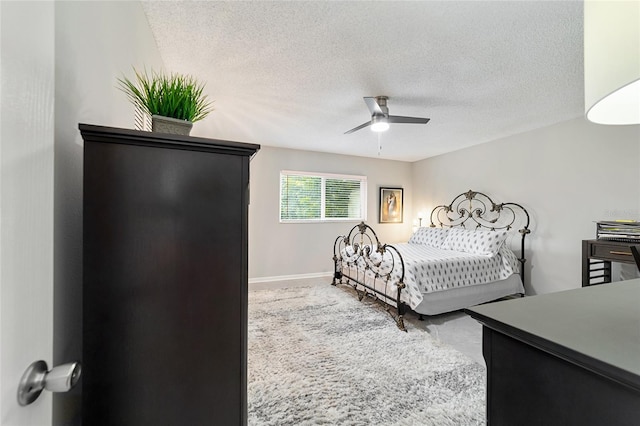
429;189;531;288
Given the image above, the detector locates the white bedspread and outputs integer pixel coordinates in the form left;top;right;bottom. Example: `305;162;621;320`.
341;243;519;310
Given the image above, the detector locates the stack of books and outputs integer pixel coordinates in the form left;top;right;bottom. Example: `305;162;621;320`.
596;221;640;242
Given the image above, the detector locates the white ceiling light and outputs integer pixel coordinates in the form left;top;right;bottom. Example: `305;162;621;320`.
370;115;390;132
584;0;640;125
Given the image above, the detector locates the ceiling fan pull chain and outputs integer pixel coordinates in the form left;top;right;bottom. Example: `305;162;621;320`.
377;133;382;156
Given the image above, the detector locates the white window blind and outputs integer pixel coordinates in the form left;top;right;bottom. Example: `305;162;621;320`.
280;170;367;222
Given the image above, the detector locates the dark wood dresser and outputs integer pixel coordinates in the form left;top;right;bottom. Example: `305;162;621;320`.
466;280;640;426
80;124;259;425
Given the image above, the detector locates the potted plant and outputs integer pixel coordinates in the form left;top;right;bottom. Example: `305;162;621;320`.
117;68;213;135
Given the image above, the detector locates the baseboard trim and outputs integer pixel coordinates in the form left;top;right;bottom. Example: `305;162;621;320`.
249;272;333;285
249;272;333;291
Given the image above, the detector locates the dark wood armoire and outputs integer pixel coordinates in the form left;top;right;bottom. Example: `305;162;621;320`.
80;124;259;425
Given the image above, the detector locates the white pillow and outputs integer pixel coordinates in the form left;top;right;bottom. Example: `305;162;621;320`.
408;227;449;248
440;228;508;256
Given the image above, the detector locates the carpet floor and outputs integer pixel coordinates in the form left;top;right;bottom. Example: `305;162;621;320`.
248;284;486;426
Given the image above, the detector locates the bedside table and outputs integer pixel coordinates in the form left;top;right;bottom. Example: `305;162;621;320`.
582;239;640;286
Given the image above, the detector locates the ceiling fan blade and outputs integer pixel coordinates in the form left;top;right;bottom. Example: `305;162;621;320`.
363;97;384;115
388;115;430;124
344;121;372;134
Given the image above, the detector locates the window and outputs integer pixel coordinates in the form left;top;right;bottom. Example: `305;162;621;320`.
280;170;367;222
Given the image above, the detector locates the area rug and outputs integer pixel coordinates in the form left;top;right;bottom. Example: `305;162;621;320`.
248;284;486;426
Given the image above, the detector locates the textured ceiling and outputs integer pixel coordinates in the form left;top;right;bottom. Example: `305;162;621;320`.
141;1;584;162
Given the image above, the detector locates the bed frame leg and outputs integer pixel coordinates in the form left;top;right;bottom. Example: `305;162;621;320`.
396;315;407;332
332;271;341;286
395;302;408;332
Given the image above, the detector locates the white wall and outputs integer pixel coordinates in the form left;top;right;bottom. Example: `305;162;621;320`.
248;146;413;281
412;117;640;295
1;2;54;425
54;2;163;424
247;119;640;292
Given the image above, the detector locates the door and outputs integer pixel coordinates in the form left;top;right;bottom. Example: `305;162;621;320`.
1;2;55;425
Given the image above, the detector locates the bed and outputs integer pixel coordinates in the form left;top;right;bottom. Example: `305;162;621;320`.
332;190;531;331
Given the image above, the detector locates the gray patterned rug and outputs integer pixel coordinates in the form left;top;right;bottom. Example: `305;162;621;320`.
248;284;486;426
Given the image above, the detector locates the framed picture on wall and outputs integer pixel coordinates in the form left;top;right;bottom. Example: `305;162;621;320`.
379;187;403;223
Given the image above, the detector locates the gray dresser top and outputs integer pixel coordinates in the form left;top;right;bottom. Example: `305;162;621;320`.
467;279;640;389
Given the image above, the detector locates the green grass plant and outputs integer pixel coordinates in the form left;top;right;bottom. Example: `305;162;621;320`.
118;68;213;122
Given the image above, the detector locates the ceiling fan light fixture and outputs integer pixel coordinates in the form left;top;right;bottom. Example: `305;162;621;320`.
343;96;430;134
371;115;389;132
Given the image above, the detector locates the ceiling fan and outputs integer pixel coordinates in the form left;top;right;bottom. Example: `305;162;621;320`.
344;96;430;134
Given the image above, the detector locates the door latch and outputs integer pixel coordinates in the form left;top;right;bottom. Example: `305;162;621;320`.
17;360;82;406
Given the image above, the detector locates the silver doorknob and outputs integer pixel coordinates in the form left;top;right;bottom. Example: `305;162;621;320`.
17;360;82;406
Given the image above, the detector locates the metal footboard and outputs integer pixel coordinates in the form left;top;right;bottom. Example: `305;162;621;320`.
332;222;408;331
